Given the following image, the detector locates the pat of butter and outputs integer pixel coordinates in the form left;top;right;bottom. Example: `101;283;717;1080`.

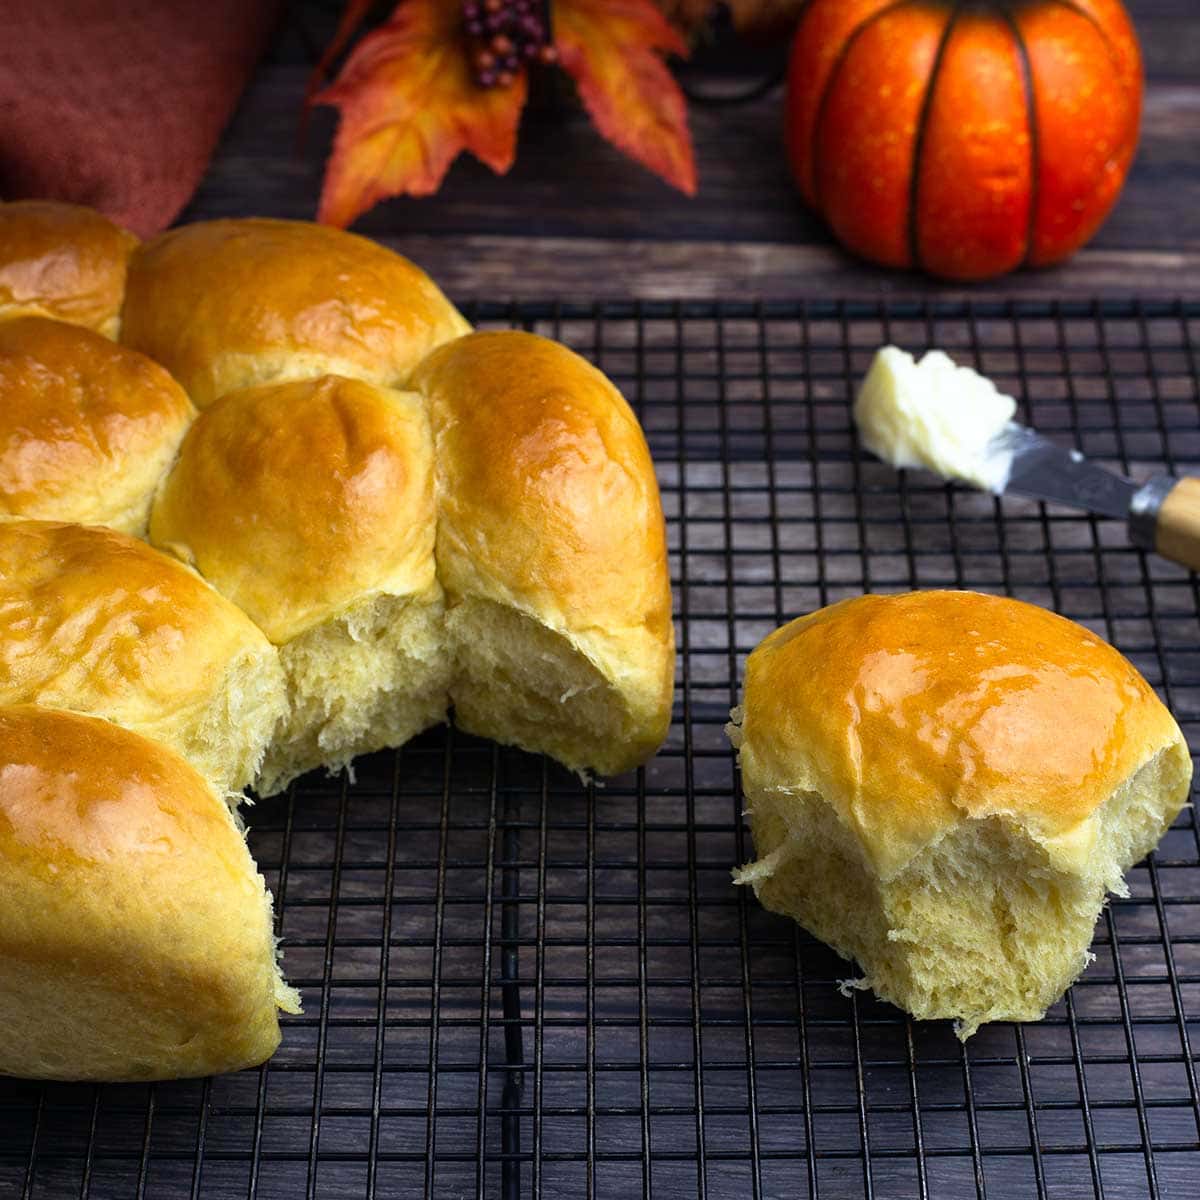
854;346;1018;493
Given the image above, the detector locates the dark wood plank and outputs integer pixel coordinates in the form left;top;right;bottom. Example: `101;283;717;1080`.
184;0;1200;299
357;234;1200;300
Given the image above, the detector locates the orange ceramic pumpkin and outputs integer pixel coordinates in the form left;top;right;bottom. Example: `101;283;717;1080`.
785;0;1144;280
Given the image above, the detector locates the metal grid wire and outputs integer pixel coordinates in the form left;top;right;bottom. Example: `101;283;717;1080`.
2;300;1199;1200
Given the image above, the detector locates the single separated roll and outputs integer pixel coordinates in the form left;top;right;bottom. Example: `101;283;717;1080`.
0;520;287;794
0;200;138;337
730;591;1192;1038
0;316;195;533
0;706;299;1080
120;217;471;408
412;330;675;776
150;375;448;796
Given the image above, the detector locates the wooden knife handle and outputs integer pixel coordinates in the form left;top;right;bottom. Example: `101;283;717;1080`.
1132;476;1200;572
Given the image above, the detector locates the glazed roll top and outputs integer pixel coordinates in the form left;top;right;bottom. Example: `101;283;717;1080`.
0;201;138;337
0;316;195;533
738;590;1188;880
0;706;299;1081
149;374;438;643
412;330;675;775
0;520;287;794
120;217;472;407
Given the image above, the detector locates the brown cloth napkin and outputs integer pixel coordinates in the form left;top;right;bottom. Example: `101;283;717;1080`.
0;0;283;237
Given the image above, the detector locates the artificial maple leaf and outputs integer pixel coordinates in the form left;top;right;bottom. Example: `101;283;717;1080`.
315;0;527;227
555;0;697;195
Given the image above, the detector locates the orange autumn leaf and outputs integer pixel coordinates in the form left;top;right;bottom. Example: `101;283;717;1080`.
315;0;527;227
313;0;699;224
556;0;697;195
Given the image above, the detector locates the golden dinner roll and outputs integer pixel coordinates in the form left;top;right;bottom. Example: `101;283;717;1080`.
730;591;1192;1038
0;316;195;533
0;200;138;337
411;331;675;776
0;520;287;794
0;706;299;1081
149;375;448;795
120;217;471;408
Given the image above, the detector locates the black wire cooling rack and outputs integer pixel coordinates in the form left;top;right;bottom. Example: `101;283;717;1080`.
3;299;1199;1200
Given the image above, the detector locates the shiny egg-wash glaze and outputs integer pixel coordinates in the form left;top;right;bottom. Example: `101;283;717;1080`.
0;317;194;532
0;200;137;335
119;217;472;407
740;591;1177;875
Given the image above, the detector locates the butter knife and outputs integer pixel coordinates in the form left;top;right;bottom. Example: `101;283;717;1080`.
990;423;1200;572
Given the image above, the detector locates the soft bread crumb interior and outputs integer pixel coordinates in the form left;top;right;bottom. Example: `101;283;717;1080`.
189;646;288;795
736;743;1191;1038
128;644;288;798
257;591;450;797
446;597;633;776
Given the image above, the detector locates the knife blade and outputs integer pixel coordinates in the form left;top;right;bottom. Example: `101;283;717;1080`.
989;423;1139;519
985;423;1198;572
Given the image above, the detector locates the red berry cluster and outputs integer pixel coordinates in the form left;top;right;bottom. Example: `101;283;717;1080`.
463;0;558;89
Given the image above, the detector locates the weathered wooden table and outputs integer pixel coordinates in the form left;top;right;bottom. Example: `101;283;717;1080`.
186;0;1199;300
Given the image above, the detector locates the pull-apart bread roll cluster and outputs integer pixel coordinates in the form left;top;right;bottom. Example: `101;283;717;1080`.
732;591;1192;1038
0;202;674;1080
